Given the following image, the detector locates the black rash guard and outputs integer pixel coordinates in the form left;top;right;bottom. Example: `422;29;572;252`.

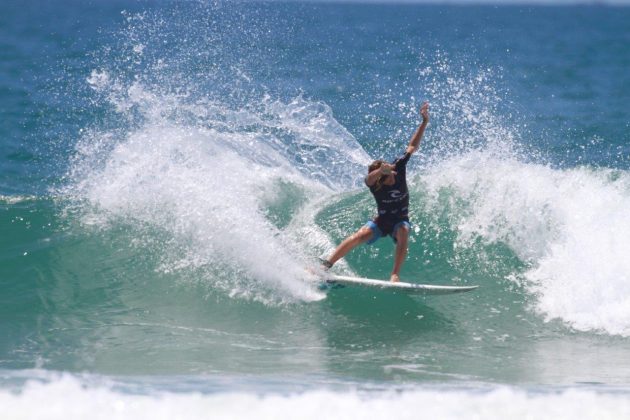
365;152;411;235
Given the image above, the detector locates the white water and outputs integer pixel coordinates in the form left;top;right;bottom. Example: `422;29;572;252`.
423;151;630;336
63;74;372;304
65;46;630;331
2;374;630;420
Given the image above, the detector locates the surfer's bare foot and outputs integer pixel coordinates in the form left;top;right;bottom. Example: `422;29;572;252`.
390;274;400;283
318;258;333;271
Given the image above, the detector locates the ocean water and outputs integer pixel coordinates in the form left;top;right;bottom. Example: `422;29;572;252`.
2;0;630;417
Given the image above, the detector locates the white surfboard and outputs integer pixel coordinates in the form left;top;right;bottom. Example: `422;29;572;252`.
324;274;478;295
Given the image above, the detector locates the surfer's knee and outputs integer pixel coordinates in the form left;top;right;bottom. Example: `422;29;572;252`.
395;225;409;244
354;227;373;243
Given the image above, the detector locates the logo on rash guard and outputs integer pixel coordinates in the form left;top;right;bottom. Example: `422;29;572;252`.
380;190;409;204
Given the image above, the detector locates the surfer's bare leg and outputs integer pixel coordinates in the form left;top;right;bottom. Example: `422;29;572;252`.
325;227;373;267
391;225;409;282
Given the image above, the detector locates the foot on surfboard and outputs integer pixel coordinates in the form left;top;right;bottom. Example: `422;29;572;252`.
318;258;333;271
390;274;400;283
307;258;333;276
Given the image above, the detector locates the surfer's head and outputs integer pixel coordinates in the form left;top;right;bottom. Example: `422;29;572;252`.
369;159;390;190
368;160;385;174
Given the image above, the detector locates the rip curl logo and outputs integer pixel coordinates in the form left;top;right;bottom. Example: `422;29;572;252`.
380;190;408;204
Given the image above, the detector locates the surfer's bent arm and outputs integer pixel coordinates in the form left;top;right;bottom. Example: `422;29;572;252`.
406;101;430;155
365;164;395;186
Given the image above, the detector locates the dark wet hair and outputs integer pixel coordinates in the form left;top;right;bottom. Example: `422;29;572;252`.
368;159;386;190
368;160;385;173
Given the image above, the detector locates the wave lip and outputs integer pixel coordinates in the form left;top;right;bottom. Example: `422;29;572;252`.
423;152;630;336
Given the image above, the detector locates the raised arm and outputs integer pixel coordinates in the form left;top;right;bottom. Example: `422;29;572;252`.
406;102;430;155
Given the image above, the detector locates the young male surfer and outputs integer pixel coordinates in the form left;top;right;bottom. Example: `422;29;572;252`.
321;102;430;282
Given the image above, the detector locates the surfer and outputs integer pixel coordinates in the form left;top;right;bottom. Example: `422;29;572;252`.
321;102;430;282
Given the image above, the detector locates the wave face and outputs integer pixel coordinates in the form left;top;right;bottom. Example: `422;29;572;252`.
2;0;630;395
421;155;630;336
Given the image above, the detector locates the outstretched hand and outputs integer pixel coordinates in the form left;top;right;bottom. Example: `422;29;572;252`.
406;101;430;155
420;101;430;123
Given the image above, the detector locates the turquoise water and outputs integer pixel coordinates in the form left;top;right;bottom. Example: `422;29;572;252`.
2;1;630;417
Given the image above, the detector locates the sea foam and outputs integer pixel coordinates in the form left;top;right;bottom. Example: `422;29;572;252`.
65;75;372;304
423;151;630;336
2;374;630;420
